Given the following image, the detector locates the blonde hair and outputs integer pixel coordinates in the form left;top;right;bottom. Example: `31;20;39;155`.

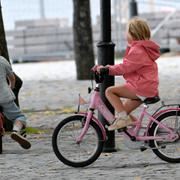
127;18;151;40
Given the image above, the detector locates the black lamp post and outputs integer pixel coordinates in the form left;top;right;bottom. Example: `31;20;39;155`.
97;0;116;152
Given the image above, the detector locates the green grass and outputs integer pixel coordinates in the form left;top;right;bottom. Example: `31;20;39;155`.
25;127;45;134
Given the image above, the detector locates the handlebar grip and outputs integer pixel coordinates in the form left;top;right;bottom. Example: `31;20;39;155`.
100;68;109;76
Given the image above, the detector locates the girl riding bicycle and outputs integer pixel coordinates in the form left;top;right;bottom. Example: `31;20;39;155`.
52;17;180;167
94;17;161;131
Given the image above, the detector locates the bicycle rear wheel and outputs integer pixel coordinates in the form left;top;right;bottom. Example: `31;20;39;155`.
149;111;180;163
52;115;104;167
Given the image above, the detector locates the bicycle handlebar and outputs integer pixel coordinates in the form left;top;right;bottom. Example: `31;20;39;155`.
93;67;109;84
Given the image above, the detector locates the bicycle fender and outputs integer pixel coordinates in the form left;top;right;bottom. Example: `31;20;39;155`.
77;112;106;141
153;108;180;120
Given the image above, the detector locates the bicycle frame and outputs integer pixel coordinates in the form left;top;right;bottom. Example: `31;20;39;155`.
76;84;180;144
125;105;180;142
76;86;114;142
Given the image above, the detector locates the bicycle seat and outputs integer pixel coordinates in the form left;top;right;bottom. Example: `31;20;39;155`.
143;96;160;104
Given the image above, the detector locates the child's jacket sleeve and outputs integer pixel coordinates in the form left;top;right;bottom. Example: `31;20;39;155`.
108;46;149;76
5;62;13;76
109;46;154;76
0;56;14;76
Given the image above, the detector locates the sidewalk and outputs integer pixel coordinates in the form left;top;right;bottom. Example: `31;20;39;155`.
1;56;180;179
1;132;180;180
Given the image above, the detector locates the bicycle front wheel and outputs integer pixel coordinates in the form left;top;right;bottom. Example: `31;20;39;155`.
52;115;104;167
149;111;180;163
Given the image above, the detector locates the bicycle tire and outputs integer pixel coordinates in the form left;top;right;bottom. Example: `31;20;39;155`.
52;115;104;167
0;135;2;154
149;110;180;163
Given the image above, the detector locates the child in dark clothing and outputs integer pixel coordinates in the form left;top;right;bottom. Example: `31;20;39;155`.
0;56;31;149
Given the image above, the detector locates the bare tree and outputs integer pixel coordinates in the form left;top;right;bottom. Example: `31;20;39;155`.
0;2;23;130
73;0;95;80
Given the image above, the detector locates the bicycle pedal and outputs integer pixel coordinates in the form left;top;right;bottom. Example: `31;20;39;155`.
160;145;166;149
105;125;109;129
117;127;127;133
140;146;147;152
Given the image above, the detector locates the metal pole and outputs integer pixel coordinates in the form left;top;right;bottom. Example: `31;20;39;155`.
129;0;138;18
97;0;116;152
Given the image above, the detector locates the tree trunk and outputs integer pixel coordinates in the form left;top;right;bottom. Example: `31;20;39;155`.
0;3;23;131
73;0;95;80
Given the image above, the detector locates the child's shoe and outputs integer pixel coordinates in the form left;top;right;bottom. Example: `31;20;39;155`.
11;120;31;149
108;111;134;131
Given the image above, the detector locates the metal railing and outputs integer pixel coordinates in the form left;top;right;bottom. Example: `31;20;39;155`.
151;10;176;37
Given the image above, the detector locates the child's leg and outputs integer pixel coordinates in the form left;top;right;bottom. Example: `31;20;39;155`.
105;85;140;112
123;99;142;121
1;101;27;129
123;99;142;114
105;85;141;130
1;101;31;149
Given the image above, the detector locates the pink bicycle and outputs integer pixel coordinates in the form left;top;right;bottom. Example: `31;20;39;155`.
52;71;180;167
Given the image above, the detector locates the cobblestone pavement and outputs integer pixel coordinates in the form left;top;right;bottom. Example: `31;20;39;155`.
1;133;180;180
1;56;180;179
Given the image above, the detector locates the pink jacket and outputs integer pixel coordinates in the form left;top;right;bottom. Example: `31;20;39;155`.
108;40;160;97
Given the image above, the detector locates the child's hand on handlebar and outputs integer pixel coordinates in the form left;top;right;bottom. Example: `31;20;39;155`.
91;65;109;75
91;65;104;73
